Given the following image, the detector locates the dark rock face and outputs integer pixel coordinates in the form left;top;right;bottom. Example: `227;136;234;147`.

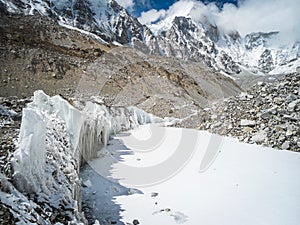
0;2;9;14
73;0;95;28
219;51;241;74
259;49;274;73
245;32;278;50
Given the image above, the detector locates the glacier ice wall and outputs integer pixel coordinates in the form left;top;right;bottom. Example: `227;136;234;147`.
13;108;46;194
11;90;170;223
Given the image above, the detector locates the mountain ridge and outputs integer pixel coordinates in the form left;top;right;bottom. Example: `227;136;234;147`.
0;0;299;75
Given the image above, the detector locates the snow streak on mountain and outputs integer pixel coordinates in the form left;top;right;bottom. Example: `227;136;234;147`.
0;0;299;75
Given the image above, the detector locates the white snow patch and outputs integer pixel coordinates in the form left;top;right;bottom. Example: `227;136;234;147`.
58;22;108;44
112;41;124;46
86;125;300;225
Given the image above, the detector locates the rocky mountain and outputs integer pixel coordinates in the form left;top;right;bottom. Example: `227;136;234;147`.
1;0;299;75
144;16;241;74
0;0;146;44
147;9;300;75
218;31;300;75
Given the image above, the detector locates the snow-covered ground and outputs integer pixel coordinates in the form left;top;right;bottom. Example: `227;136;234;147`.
83;124;300;225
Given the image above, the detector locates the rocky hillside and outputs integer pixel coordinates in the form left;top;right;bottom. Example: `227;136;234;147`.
0;13;109;97
189;73;300;151
1;0;299;75
0;12;242;113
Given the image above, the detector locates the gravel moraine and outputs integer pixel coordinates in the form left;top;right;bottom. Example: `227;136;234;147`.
0;96;29;225
196;73;300;151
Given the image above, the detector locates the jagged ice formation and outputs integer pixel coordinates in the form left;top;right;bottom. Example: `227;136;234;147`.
7;90;172;224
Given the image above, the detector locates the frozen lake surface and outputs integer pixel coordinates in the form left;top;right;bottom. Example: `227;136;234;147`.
81;124;300;225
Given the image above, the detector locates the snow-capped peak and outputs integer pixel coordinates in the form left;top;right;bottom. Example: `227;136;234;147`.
147;0;195;35
1;0;299;75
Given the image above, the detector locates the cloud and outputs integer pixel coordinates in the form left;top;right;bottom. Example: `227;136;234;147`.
138;0;195;25
138;0;300;44
164;0;195;19
214;0;300;43
116;0;135;10
139;9;166;25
